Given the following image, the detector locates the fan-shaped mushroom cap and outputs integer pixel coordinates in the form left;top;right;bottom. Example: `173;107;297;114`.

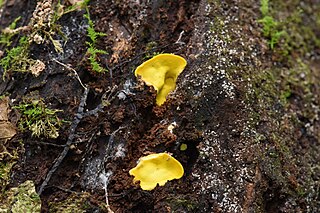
135;54;187;105
129;153;184;190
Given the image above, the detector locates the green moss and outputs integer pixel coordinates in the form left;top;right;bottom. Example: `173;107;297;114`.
0;36;38;80
0;16;21;47
48;193;92;212
246;56;318;203
0;0;91;78
14;99;62;139
0;180;41;212
0;1;91;80
0;160;17;192
264;0;320;57
144;41;162;59
168;197;198;212
260;0;269;16
258;0;286;49
246;59;315;123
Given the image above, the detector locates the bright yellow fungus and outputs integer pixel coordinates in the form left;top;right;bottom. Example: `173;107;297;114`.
135;54;187;105
129;153;184;190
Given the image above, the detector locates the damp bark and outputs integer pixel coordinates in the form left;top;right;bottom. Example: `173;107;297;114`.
0;0;319;212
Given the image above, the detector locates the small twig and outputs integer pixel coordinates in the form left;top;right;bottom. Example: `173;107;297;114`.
99;171;114;213
105;63;113;82
105;126;125;160
77;130;98;172
83;85;118;117
52;59;87;89
50;185;83;195
97;126;125;213
38;87;89;194
105;86;118;104
2;26;31;34
38;84;119;194
175;30;185;44
27;141;66;147
0;144;14;158
37;140;88;147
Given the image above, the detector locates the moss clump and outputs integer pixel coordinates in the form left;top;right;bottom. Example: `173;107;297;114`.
258;0;286;49
262;0;320;58
48;193;92;213
0;158;18;193
0;16;21;47
245;57;319;209
14;99;62;139
168;197;198;212
0;141;22;194
0;180;41;212
0;37;39;80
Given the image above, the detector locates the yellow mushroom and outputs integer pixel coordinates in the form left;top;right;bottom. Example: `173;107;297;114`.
129;153;184;190
135;54;187;105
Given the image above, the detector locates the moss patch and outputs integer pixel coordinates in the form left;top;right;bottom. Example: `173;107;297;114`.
0;180;41;212
48;193;99;213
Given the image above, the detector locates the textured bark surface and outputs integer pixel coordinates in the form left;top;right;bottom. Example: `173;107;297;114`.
0;0;319;212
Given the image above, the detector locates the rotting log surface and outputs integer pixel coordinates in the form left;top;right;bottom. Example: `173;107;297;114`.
0;0;319;212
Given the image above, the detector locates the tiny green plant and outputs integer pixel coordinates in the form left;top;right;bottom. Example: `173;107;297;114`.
84;7;107;73
0;16;22;47
258;0;285;49
0;0;5;9
260;0;269;16
144;51;163;60
14;99;62;139
143;41;162;59
0;1;92;80
0;37;38;80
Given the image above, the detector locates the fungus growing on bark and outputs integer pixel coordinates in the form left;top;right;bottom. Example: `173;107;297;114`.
135;54;187;105
129;153;184;190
